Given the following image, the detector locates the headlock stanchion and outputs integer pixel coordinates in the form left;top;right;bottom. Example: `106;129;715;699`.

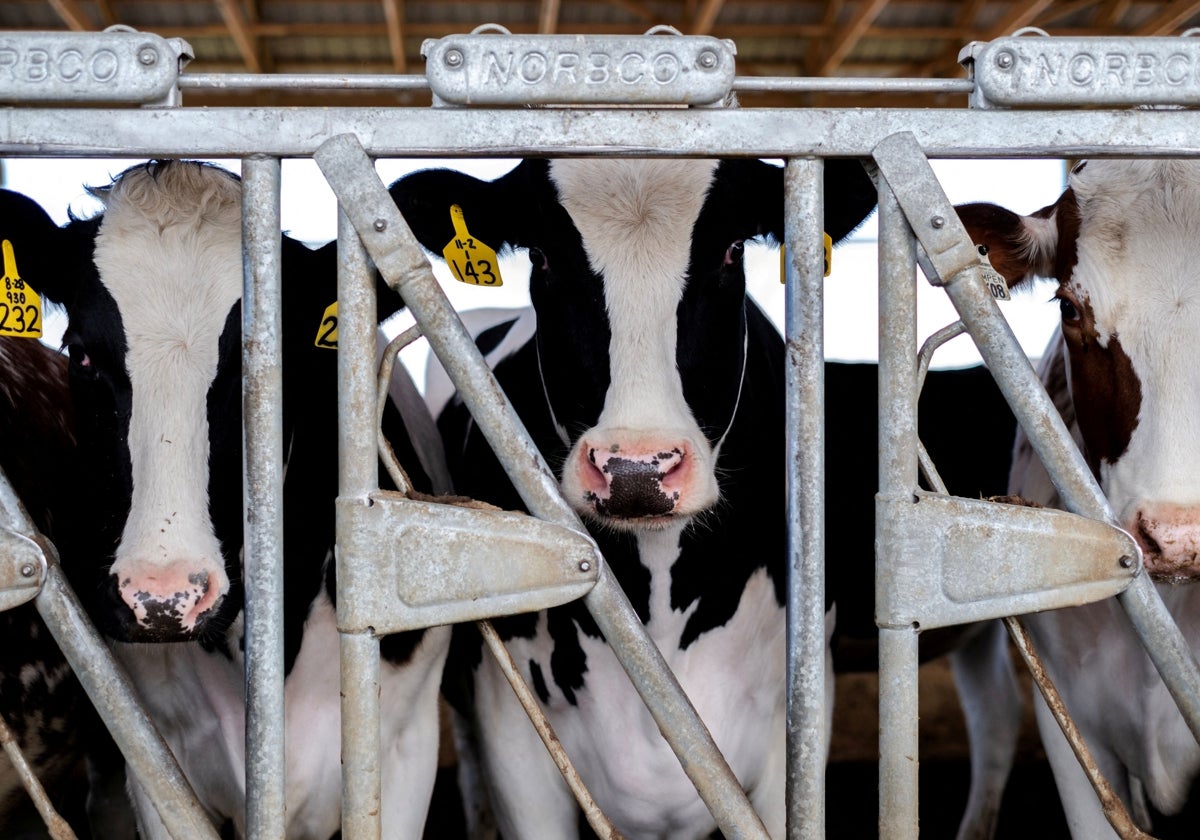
4;23;1200;840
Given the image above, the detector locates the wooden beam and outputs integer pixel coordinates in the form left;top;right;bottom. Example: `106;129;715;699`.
381;0;408;73
214;0;264;73
689;0;725;35
538;0;561;35
907;0;1056;78
1133;0;1200;35
817;0;892;76
47;0;92;31
94;0;118;29
804;1;843;76
1096;0;1132;27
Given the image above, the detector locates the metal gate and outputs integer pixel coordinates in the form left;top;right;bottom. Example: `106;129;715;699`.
2;23;1200;840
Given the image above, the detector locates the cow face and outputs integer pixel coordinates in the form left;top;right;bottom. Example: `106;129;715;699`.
958;159;1200;580
392;157;876;532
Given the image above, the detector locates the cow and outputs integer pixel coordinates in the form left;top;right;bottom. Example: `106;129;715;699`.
957;157;1200;839
391;156;1023;839
1;159;452;840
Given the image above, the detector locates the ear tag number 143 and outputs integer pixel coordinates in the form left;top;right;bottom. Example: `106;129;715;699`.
0;239;43;339
443;205;503;287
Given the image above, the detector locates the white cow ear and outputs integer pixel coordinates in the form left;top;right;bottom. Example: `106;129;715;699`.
1017;210;1060;282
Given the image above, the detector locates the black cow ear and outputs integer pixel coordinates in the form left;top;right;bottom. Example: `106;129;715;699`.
388;160;541;257
0;188;81;307
719;158;877;249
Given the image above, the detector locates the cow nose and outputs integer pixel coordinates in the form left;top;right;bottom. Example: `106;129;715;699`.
115;560;226;639
1132;503;1200;581
580;442;688;519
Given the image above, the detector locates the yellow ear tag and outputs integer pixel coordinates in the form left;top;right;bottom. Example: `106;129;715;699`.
0;239;43;339
779;234;834;284
314;301;338;349
442;205;503;287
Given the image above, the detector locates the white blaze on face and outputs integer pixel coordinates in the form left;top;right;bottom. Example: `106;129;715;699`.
93;165;243;629
551;159;723;522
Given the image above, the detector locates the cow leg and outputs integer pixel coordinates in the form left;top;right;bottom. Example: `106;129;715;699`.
1033;688;1129;840
474;664;579;840
949;620;1021;840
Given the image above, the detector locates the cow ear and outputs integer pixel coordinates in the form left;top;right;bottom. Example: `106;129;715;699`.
0;188;82;307
723;159;877;247
955;201;1059;288
388;161;538;257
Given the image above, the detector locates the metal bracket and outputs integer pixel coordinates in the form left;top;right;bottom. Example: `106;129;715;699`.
422;24;736;106
961;29;1200;109
876;492;1138;629
0;527;46;612
0;27;192;106
337;494;599;634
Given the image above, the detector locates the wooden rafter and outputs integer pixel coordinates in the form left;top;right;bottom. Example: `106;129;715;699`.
94;0;117;29
1134;0;1200;35
215;0;264;73
1096;0;1132;27
381;0;408;73
817;0;892;76
538;0;561;35
907;0;1056;78
689;0;725;35
47;0;91;31
804;1;843;76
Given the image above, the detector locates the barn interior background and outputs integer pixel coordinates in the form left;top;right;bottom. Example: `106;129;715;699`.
5;2;1200;838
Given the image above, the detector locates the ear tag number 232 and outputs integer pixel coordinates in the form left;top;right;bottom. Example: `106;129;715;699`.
443;205;503;287
0;239;43;339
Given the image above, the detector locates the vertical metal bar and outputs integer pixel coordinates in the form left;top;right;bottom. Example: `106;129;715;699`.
336;206;385;840
241;155;287;839
875;178;921;840
783;157;827;840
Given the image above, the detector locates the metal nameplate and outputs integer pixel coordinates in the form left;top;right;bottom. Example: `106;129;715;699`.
422;32;736;106
966;35;1200;108
0;30;190;104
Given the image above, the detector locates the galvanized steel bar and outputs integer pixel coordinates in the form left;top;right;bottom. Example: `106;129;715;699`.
335;207;386;840
782;157;828;840
181;73;428;92
241;155;287;840
36;563;221;839
314;133;770;840
875;177;921;840
14;106;1200;159
0;710;76;840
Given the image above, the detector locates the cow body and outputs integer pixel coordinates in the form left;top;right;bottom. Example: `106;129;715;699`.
3;161;450;839
959;158;1200;839
393;157;876;839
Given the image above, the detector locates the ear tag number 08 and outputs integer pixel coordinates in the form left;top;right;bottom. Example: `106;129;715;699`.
314;301;338;349
0;239;43;339
977;244;1010;302
443;205;503;287
779;234;833;283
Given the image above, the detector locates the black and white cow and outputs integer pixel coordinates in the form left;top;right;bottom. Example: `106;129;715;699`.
958;158;1200;839
390;157;880;839
1;160;451;839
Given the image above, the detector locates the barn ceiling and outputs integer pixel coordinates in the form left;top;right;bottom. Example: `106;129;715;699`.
5;1;1200;107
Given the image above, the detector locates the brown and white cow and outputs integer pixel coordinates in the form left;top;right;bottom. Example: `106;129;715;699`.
958;158;1200;839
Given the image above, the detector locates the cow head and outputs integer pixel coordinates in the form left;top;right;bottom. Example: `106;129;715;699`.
957;159;1200;580
392;158;876;531
2;160;406;642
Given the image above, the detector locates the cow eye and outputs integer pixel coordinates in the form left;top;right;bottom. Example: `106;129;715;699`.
725;240;745;265
527;247;548;272
1057;295;1080;322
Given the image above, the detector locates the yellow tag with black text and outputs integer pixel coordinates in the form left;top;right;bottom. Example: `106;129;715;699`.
0;239;43;339
443;205;503;287
779;234;833;283
314;301;338;349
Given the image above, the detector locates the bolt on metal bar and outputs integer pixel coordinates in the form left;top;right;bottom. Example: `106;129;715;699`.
241;155;287;840
874;175;922;840
313;133;770;840
783;157;829;839
336;208;386;840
